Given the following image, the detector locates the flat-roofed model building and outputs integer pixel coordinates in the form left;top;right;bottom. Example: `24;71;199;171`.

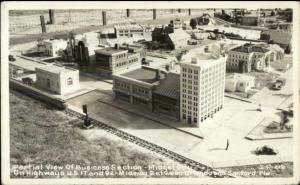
113;66;166;110
35;64;80;95
180;54;226;127
37;39;68;57
114;24;145;38
94;44;141;76
225;73;255;92
120;44;147;63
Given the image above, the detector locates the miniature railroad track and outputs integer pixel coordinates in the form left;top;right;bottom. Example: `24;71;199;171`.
64;108;233;178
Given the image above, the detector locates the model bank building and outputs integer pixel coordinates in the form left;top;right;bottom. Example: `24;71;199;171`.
180;54;226;127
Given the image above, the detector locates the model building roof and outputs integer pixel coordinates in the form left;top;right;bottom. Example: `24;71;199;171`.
36;64;78;74
153;73;180;99
231;73;255;81
121;67;163;84
167;29;190;43
114;23;144;30
94;47;128;56
231;43;270;53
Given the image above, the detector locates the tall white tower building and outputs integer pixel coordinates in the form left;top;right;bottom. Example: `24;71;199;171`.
180;54;227;127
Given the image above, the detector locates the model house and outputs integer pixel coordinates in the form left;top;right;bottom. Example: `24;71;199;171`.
151;20;185;45
37;39;68;57
225;73;255;92
166;29;190;50
114;24;145;38
196;14;215;25
180;54;227;127
35;64;80;95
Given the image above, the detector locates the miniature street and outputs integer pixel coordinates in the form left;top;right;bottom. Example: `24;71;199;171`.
8;8;295;177
66;83;292;168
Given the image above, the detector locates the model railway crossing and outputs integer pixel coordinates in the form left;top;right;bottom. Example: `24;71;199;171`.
64;108;233;178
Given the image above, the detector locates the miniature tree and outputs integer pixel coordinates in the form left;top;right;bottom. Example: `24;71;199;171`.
271;10;276;16
280;111;289;130
189;18;197;30
165;64;170;71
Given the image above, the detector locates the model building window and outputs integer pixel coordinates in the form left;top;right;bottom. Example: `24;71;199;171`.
67;77;73;85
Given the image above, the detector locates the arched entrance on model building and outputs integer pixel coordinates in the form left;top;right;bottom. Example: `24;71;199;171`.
239;60;250;73
76;41;89;66
265;56;270;68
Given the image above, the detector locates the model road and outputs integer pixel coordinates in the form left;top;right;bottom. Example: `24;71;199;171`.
64;108;232;178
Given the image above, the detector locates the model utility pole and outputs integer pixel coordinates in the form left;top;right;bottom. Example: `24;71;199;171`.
225;139;229;150
40;15;46;33
82;104;93;129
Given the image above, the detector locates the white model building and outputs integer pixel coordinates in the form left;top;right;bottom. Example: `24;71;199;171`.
114;24;145;38
37;39;68;57
225;73;255;92
227;43;274;73
167;29;190;50
180;54;227;127
35;64;80;95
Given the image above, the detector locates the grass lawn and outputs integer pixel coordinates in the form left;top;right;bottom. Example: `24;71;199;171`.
9;90;200;178
217;162;293;177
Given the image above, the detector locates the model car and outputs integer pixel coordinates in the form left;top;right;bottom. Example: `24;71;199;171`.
255;145;278;155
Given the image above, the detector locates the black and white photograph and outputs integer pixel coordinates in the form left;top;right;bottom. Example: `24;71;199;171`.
1;1;299;185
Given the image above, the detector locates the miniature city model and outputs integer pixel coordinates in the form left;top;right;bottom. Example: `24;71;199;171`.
7;7;295;179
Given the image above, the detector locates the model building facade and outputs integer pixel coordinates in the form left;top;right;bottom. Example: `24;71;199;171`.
180;55;226;127
94;44;141;76
35;64;80;95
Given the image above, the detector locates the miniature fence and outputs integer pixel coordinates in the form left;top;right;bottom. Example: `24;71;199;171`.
10;79;67;110
9;9;207;36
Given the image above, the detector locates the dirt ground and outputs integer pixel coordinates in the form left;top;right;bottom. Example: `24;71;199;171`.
9;9;209;45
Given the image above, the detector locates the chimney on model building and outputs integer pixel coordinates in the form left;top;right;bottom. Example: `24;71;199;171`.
114;43;119;49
